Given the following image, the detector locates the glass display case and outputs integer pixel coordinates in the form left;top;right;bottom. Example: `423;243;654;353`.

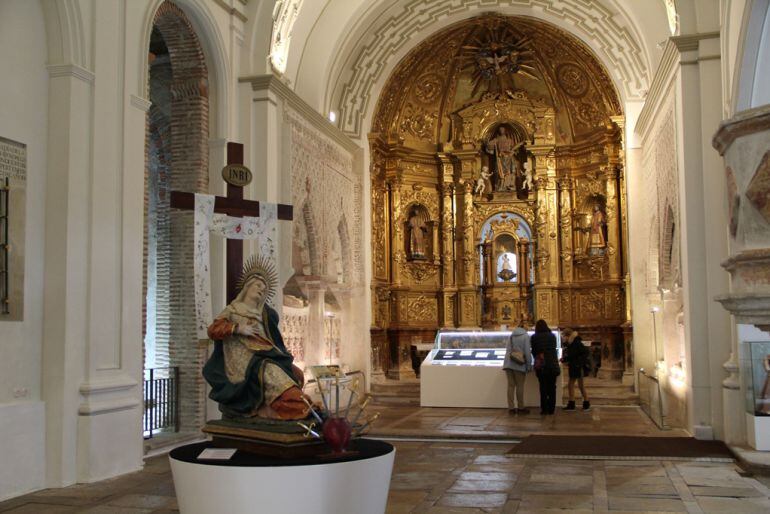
741;340;770;416
430;330;561;367
420;329;564;408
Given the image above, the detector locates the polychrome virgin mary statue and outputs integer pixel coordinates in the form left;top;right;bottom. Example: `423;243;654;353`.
203;255;310;420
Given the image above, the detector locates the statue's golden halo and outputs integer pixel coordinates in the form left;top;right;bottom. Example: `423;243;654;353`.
237;254;278;303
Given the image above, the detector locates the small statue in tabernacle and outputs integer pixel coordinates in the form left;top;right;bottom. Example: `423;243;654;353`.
587;205;607;255
203;255;311;420
497;252;517;282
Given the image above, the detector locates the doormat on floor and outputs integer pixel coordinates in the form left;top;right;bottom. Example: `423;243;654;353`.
507;435;735;461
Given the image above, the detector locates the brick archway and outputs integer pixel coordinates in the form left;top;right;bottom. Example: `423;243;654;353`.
143;0;209;436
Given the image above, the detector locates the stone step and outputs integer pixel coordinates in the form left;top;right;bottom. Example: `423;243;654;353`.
371;377;639;406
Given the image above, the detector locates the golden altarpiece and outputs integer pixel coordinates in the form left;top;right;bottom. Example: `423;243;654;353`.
369;15;632;381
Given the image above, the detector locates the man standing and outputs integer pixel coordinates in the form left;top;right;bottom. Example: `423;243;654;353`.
503;325;532;414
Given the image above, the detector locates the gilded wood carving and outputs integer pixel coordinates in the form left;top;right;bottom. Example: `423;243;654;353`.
369;14;628;377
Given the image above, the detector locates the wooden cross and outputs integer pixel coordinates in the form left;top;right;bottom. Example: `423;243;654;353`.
170;142;293;303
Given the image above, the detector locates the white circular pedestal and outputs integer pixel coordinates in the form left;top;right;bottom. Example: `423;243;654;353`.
170;442;395;514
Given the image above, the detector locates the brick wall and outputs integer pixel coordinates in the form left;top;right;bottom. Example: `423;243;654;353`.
144;1;209;433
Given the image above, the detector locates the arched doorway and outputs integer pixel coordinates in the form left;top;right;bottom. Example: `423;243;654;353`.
143;0;209;438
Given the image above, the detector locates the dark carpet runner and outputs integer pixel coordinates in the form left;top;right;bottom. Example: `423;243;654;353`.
508;435;734;459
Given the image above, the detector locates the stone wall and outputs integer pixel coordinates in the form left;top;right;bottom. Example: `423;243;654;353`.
282;106;366;373
639;90;687;428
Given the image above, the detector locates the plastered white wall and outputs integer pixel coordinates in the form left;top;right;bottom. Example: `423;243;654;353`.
0;0;48;499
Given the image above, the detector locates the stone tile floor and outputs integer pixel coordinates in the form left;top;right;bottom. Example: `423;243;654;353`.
368;404;690;439
0;406;762;513
3;439;770;513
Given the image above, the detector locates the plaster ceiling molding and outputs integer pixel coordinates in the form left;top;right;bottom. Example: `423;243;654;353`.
664;0;679;36
329;0;651;138
270;0;303;75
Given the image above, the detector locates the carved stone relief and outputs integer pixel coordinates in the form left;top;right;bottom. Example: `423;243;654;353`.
746;151;770;224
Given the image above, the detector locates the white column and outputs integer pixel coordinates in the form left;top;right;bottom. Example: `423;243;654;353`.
78;0;144;481
303;281;326;366
674;33;731;440
43;0;149;486
43;63;95;488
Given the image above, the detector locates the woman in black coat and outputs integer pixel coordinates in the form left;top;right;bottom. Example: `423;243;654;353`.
561;328;591;411
530;319;560;415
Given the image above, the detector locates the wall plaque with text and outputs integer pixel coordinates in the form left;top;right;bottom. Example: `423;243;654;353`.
0;136;26;321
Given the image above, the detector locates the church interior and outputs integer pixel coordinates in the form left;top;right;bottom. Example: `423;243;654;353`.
2;0;770;511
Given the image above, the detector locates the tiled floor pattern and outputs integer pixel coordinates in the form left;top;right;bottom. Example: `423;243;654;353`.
369;404;690;439
2;440;770;513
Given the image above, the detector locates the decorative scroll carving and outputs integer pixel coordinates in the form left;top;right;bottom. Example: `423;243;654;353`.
399;104;438;141
414;72;443;104
556;63;589;97
403;261;440;283
407;295;438;322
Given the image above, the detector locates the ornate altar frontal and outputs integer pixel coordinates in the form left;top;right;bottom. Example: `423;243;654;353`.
369;14;631;381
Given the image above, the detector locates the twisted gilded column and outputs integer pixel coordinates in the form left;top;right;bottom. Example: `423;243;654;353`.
462;180;475;286
388;177;403;287
558;177;574;283
533;150;559;324
440;181;456;327
457;180;478;327
603;165;621;280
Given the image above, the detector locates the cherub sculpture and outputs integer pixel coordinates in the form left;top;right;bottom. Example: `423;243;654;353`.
203;255;311;420
474;166;493;196
523;161;534;191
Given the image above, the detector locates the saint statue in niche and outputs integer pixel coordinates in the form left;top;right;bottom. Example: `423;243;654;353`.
587;204;607;255
203;255;311;420
407;207;429;260
485;125;524;193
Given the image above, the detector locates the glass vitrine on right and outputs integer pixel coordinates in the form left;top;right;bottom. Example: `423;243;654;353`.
741;340;770;416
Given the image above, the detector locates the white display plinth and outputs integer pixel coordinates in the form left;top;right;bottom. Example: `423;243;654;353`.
421;358;563;408
746;413;770;451
170;443;395;514
421;329;564;409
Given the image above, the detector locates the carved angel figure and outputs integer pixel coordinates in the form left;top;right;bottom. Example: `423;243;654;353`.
523;161;534;191
474;166;493;195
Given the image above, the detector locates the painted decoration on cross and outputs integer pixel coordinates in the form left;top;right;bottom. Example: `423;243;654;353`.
193;193;277;339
